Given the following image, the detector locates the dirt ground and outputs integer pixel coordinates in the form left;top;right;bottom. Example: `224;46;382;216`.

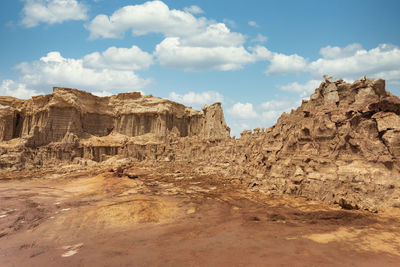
1;161;400;267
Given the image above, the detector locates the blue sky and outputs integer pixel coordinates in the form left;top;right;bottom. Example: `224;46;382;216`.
1;0;400;136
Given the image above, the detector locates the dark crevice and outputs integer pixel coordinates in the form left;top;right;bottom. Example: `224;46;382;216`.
12;112;23;138
302;128;310;136
345;111;354;119
361;110;374;119
383;162;393;170
335;121;345;128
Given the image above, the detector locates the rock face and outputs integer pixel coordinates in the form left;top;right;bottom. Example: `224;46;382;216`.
233;77;400;211
1;77;399;211
0;87;230;147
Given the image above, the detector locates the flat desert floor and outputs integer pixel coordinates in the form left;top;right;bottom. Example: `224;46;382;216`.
1;162;400;267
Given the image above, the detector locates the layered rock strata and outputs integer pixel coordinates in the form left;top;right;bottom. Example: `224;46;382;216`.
0;87;230;147
1;77;399;211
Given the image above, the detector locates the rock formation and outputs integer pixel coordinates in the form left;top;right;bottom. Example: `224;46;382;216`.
0;87;230;147
233;77;400;211
0;77;399;211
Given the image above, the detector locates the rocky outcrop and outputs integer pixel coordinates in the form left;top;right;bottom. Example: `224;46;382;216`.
0;87;230;147
233;77;400;211
1;77;399;212
201;103;231;139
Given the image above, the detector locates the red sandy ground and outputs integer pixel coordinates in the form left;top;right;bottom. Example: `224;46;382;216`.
1;162;399;266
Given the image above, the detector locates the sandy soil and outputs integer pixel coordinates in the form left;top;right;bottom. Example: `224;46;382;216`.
1;162;400;267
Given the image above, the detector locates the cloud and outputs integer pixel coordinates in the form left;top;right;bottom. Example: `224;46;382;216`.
85;0;209;39
261;100;294;110
225;98;302;136
309;44;400;83
85;1;274;72
0;80;42;99
319;43;363;59
183;5;204;14
91;90;113;97
155;38;270;71
278;79;321;97
260;99;300;125
86;1;243;47
181;23;245;48
248;21;259;27
83;45;153;71
21;0;88;28
373;70;400;85
228;102;258;119
264;43;400;85
18;51;150;91
251;34;267;43
0;50;150;99
168;91;224;108
265;53;308;75
227;120;250;137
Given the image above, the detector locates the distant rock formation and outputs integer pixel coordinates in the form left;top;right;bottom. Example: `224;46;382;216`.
0;87;230;147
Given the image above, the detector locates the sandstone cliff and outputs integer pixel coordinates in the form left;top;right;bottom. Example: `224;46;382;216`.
1;77;399;212
0;87;230;147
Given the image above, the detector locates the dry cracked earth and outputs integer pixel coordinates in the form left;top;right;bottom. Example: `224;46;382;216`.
1;161;400;267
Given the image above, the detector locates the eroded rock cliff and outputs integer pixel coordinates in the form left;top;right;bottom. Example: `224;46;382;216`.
0;87;230;147
234;77;400;211
0;77;399;211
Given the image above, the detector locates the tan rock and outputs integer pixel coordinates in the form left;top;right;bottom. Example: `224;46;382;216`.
372;112;400;132
0;87;230;146
1;76;400;212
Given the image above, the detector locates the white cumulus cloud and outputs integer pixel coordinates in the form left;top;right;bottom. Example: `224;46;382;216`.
168;91;224;107
228;102;258;119
17;51;150;91
155;38;269;71
265;53;308;75
21;0;88;28
85;1;245;47
278;79;321;97
319;43;363;59
226;98;302;136
181;23;245;48
264;43;400;85
260;99;300;125
85;0;208;39
0;50;151;98
0;80;42;99
85;1;274;72
91;90;113;97
83;45;153;71
309;44;400;83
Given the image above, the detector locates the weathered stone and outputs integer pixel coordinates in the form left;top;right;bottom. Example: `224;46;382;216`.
372;112;400;132
0;87;230;145
228;76;400;211
0;76;400;212
0;105;15;141
201;103;230;139
382;130;400;158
